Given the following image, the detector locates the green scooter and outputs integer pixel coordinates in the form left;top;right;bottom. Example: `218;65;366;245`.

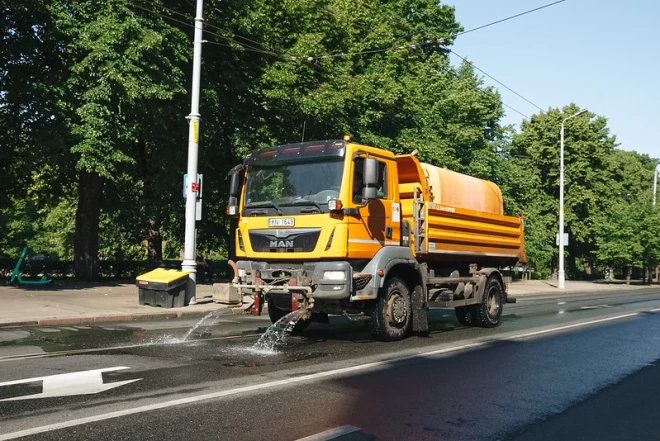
8;247;53;286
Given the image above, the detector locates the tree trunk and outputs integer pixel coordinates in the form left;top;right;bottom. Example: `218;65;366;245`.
74;171;104;280
146;219;162;261
136;140;162;261
626;266;631;285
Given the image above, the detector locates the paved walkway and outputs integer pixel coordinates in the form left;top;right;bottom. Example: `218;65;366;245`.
0;279;657;328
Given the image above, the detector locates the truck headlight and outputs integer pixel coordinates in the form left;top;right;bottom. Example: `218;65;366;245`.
323;270;346;281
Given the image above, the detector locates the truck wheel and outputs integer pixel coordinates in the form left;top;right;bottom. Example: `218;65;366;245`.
368;277;412;341
454;306;476;326
474;277;503;328
267;298;311;333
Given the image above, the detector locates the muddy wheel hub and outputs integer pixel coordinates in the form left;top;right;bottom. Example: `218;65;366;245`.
388;293;407;325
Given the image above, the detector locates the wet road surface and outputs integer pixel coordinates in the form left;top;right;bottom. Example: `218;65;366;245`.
1;288;660;440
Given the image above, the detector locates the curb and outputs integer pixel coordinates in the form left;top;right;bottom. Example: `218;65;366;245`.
0;304;258;329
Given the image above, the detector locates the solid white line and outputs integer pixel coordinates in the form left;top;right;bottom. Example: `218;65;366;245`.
505;313;639;340
295;425;362;441
0;310;646;440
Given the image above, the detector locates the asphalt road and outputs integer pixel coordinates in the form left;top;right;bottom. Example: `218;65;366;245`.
1;288;660;441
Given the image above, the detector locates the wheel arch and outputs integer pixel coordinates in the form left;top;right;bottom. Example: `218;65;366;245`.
476;268;506;303
384;263;424;296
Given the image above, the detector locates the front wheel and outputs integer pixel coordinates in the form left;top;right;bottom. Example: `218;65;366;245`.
368;277;412;341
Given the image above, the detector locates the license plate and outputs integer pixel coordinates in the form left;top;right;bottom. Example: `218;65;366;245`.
268;218;294;227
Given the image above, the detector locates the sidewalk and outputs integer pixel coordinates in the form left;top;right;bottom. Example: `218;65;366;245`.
0;282;238;328
507;279;659;297
0;279;658;328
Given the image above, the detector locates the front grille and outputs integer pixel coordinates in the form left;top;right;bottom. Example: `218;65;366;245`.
249;228;321;252
354;276;372;291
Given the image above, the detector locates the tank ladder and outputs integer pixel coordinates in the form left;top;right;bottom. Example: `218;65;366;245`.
413;187;428;254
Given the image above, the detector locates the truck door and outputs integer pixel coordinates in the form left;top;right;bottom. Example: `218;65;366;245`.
347;156;400;260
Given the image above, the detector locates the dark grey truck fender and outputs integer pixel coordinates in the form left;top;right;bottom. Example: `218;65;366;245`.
474;268;512;303
350;246;420;301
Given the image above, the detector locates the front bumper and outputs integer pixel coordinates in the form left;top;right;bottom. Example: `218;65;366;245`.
233;260;353;300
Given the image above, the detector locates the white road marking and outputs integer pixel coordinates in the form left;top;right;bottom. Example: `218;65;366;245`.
0;310;648;440
557;301;566;305
296;425;362;441
505;313;639;340
0;367;141;401
580;304;610;310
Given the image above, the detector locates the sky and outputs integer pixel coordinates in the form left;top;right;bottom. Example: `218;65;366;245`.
448;0;660;160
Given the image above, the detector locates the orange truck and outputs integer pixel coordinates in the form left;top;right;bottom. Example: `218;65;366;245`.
227;139;526;340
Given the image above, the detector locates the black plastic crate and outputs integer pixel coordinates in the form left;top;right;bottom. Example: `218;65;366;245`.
136;269;189;308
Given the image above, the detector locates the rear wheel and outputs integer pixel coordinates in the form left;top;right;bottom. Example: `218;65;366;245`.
368;277;412;341
474;277;503;328
266;297;311;333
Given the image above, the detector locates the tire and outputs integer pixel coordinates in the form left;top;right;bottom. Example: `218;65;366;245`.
368;277;412;341
454;305;476;326
474;276;504;328
266;297;311;333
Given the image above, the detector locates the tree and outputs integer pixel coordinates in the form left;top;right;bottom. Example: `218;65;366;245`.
49;0;189;278
510;105;617;278
593;150;659;283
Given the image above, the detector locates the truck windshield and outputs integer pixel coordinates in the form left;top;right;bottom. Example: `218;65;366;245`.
244;159;344;209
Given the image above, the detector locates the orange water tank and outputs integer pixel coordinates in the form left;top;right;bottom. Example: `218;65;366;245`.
420;163;503;215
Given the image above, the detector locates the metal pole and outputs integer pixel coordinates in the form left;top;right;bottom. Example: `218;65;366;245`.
182;0;204;303
558;109;588;290
653;163;658;206
558;123;566;289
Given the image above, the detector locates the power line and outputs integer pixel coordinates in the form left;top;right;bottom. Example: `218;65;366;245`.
458;0;567;36
125;1;277;56
449;50;544;112
502;102;530;119
126;0;542;118
135;0;277;54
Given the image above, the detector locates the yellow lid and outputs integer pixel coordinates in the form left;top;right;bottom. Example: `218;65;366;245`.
136;268;190;284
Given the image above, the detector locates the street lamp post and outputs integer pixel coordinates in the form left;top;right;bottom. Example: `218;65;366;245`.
558;109;588;289
182;0;205;303
653;162;658;206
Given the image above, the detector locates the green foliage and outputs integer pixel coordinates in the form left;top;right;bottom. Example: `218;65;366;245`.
510;105;658;278
1;0;658;281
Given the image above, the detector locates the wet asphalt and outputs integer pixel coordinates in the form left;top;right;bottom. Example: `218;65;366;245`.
1;288;660;440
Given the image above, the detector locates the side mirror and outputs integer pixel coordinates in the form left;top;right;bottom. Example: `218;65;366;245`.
363;157;378;201
229;172;240;197
227;165;242;216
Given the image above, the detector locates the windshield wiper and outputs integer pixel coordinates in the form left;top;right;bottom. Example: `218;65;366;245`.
287;198;324;213
246;201;283;215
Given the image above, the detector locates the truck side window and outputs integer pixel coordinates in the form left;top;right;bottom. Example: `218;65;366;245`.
353;158;388;203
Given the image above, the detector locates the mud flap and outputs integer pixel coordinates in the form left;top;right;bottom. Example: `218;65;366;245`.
411;285;429;336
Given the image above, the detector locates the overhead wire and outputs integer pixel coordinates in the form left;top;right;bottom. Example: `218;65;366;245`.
125;1;278;56
502;102;530;119
457;0;566;36
127;0;546;118
449;50;544;112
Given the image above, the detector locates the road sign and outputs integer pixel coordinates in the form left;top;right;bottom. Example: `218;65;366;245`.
556;233;569;246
